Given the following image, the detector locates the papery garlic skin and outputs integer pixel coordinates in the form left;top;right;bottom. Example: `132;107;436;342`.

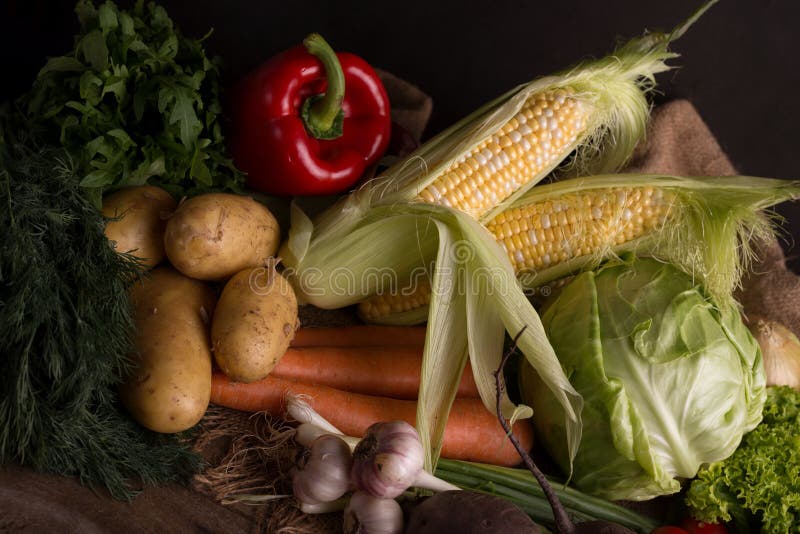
751;318;800;390
343;491;403;534
351;421;425;499
293;434;353;505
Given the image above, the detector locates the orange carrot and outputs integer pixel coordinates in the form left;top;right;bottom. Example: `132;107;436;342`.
270;346;480;399
211;372;533;467
291;325;427;348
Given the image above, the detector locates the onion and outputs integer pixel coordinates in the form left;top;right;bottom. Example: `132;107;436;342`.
749;317;800;390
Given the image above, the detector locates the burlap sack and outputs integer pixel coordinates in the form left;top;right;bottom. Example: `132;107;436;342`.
1;84;797;533
627;99;800;338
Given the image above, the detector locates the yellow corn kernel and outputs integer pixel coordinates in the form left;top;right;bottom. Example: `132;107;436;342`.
416;89;589;218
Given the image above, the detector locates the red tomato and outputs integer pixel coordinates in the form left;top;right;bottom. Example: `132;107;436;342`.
651;528;689;534
679;518;729;534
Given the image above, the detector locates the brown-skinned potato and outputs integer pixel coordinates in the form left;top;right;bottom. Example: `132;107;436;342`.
212;264;298;383
102;185;177;269
120;266;216;433
163;193;280;281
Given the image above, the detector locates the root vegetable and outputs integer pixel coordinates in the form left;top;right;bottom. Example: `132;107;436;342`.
351;421;459;498
405;490;541;533
120;266;216;433
102;185;176;269
164;193;280;281
211;264;298;383
293;434;353;505
271;346;479;399
210;374;533;466
291;325;427;348
344;491;403;534
748;317;800;390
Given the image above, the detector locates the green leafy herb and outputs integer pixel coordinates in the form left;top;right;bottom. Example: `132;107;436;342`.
685;386;800;533
14;0;242;202
0;135;200;500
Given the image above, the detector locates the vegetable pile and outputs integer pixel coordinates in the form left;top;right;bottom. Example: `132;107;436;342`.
0;0;259;498
210;326;533;467
113;188;297;435
3;0;800;533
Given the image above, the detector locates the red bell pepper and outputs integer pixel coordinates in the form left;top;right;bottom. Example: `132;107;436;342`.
228;33;391;196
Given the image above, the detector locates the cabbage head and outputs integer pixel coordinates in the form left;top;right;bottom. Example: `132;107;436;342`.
520;257;766;501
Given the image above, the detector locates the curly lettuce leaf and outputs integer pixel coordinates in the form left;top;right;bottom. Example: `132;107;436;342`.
686;386;800;533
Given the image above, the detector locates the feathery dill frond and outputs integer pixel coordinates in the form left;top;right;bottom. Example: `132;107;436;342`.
0;140;200;500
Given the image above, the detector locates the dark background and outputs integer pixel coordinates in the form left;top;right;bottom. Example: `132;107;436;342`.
2;0;799;268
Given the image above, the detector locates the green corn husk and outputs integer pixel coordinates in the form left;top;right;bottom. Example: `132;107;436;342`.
283;199;583;471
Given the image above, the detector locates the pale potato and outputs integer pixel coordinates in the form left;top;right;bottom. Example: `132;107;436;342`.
164;193;280;281
102;185;177;269
120;266;216;433
212;265;298;383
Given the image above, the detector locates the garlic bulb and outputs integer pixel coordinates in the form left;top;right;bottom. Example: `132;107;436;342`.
343;491;403;534
293;434;353;505
351;421;459;499
750;317;800;390
352;421;423;498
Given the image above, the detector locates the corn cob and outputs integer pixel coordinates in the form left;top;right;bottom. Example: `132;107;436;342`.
355;87;603;322
359;175;799;324
415;89;589;218
491;186;670;272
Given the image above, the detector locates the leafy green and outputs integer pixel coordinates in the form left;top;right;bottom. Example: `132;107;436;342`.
519;257;766;501
12;0;242;202
685;386;800;533
0;136;200;500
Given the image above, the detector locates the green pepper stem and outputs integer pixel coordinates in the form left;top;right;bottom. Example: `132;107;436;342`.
303;33;345;135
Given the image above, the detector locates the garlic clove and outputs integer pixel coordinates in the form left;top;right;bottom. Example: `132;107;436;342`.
293;433;354;505
343;491;403;534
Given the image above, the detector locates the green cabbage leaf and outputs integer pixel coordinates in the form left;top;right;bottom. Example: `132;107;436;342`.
520;257;766;501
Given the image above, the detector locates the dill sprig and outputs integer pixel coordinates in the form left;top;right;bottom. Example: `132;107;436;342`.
0;137;200;500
